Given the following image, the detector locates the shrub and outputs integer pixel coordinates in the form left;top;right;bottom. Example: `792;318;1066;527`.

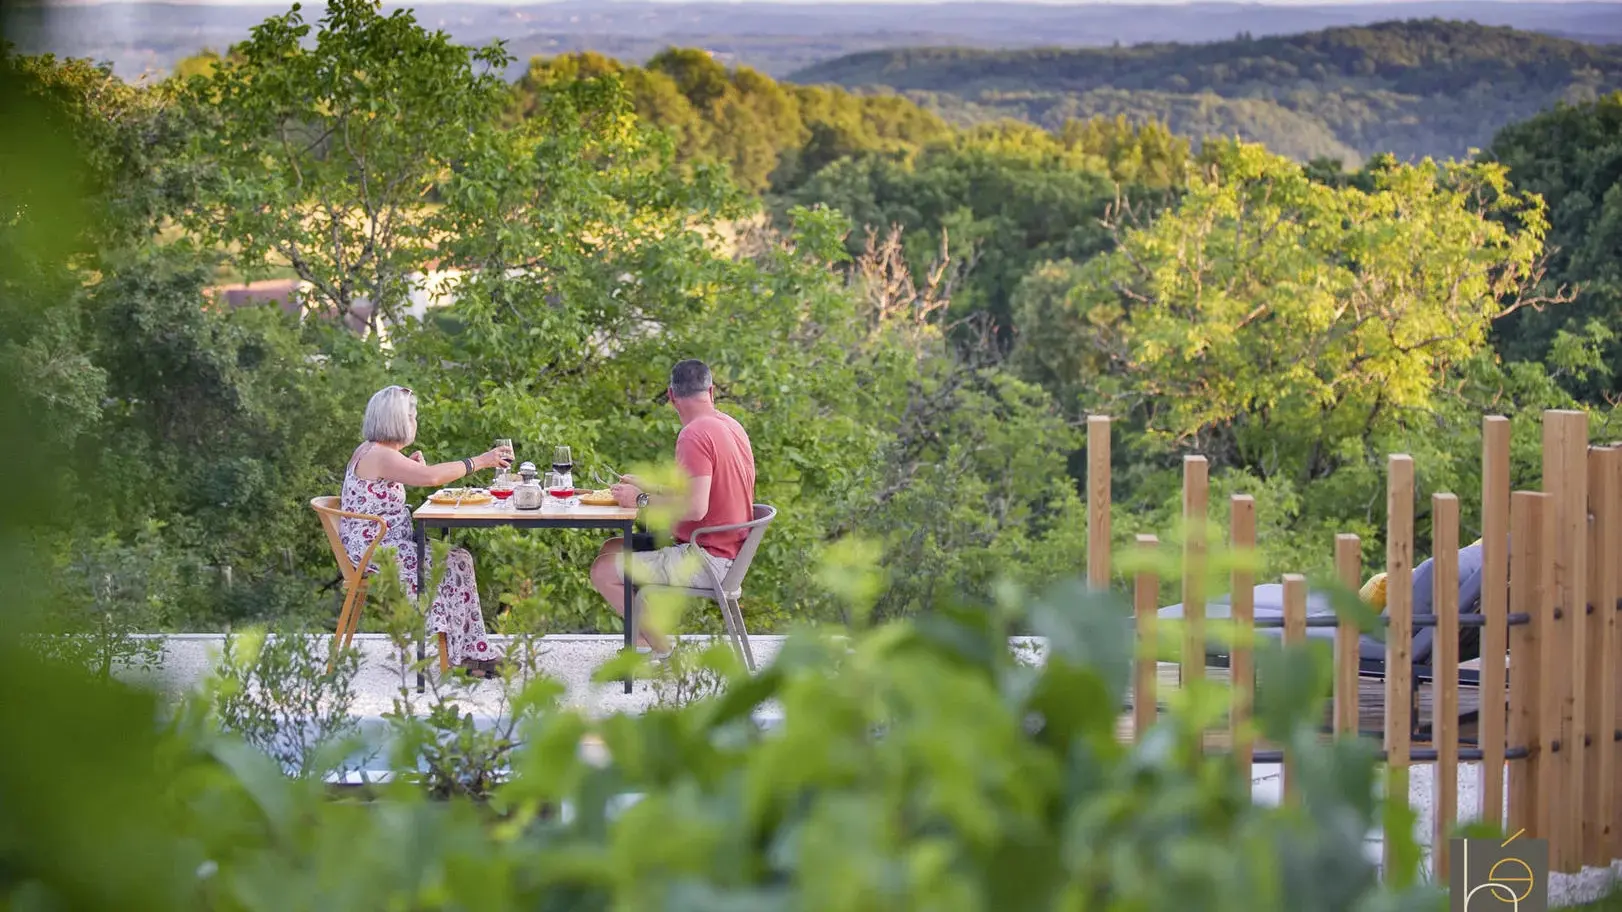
0;566;1444;910
198;622;365;779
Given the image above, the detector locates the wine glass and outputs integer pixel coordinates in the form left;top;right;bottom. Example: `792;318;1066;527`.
544;470;576;507
494;437;514;469
490;454;516;505
551;445;574;488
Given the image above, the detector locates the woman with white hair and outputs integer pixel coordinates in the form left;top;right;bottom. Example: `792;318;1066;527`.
338;385;514;677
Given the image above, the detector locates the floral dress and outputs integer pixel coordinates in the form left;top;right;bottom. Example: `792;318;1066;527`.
339;444;497;665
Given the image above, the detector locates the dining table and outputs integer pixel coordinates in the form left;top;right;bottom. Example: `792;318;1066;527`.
411;492;642;693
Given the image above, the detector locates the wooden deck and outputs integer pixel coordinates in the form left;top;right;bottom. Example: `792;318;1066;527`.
1116;661;1486;749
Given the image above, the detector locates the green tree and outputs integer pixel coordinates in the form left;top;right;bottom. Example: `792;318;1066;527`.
1058;113;1192;187
816;227;1088;619
789;137;1124;333
515;51;955;195
1485;91;1622;399
81;246;388;626
174;0;516;331
1015;141;1556;475
0;53;157;468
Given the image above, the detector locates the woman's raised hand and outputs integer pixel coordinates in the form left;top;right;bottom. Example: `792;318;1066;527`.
471;447;508;472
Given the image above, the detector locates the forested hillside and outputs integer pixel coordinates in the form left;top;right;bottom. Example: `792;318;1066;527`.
514;50;1193;332
514;50;956;193
789;19;1622;165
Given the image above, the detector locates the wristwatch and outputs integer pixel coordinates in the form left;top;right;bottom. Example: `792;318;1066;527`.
636;492;650;508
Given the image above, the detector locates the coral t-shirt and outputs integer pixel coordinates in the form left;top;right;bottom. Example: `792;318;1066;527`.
673;411;756;560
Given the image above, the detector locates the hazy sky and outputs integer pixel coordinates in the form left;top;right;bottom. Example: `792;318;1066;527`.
52;0;1571;5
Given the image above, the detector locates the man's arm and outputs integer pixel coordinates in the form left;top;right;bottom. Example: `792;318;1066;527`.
612;475;710;523
613;430;714;522
678;474;711;523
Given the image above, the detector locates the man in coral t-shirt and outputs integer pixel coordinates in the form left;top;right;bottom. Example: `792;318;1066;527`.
589;359;756;658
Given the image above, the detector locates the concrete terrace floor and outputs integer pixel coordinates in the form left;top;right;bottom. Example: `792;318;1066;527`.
123;633;1622;907
124;632;780;720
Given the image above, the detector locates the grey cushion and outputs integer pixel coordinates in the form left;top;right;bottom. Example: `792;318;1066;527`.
1412;541;1485;666
1157;542;1487;667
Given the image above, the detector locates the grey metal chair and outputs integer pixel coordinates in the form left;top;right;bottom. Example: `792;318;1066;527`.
639;503;776;671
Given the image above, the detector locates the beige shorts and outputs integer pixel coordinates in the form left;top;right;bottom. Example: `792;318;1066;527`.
620;538;733;591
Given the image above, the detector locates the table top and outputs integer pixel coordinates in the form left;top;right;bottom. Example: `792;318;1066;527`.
413;497;639;523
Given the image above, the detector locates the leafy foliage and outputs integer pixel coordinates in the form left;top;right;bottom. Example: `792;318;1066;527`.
31;524;172;680
173;0;517;329
515;49;956;194
0;564;1451;912
204;622;364;778
0;53;113;465
1486;91;1622;398
79;245;388;627
1019;142;1554;455
784;117;1186;332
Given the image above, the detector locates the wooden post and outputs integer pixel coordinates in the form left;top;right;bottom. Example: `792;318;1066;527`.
1533;489;1562;853
1481;416;1510;831
1182;455;1209;690
1611;449;1622;861
1283;573;1307;803
1433;493;1460;880
1083;413;1109;584
1543;409;1587;871
1508;491;1550;839
1134;534;1160;742
1586;447;1620;864
1384;454;1414;878
1230;495;1256;783
1334;534;1362;737
1088;415;1111;590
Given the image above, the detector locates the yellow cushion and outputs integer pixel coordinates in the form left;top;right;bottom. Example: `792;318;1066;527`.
1360;572;1388;610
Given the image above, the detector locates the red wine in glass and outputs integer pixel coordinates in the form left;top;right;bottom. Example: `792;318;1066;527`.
551;445;573;485
491;488;514;500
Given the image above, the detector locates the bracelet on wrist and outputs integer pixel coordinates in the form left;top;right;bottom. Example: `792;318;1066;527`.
462;457;475;476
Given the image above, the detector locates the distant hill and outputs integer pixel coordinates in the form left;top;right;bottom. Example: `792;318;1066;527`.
10;2;1622;82
788;19;1622;165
